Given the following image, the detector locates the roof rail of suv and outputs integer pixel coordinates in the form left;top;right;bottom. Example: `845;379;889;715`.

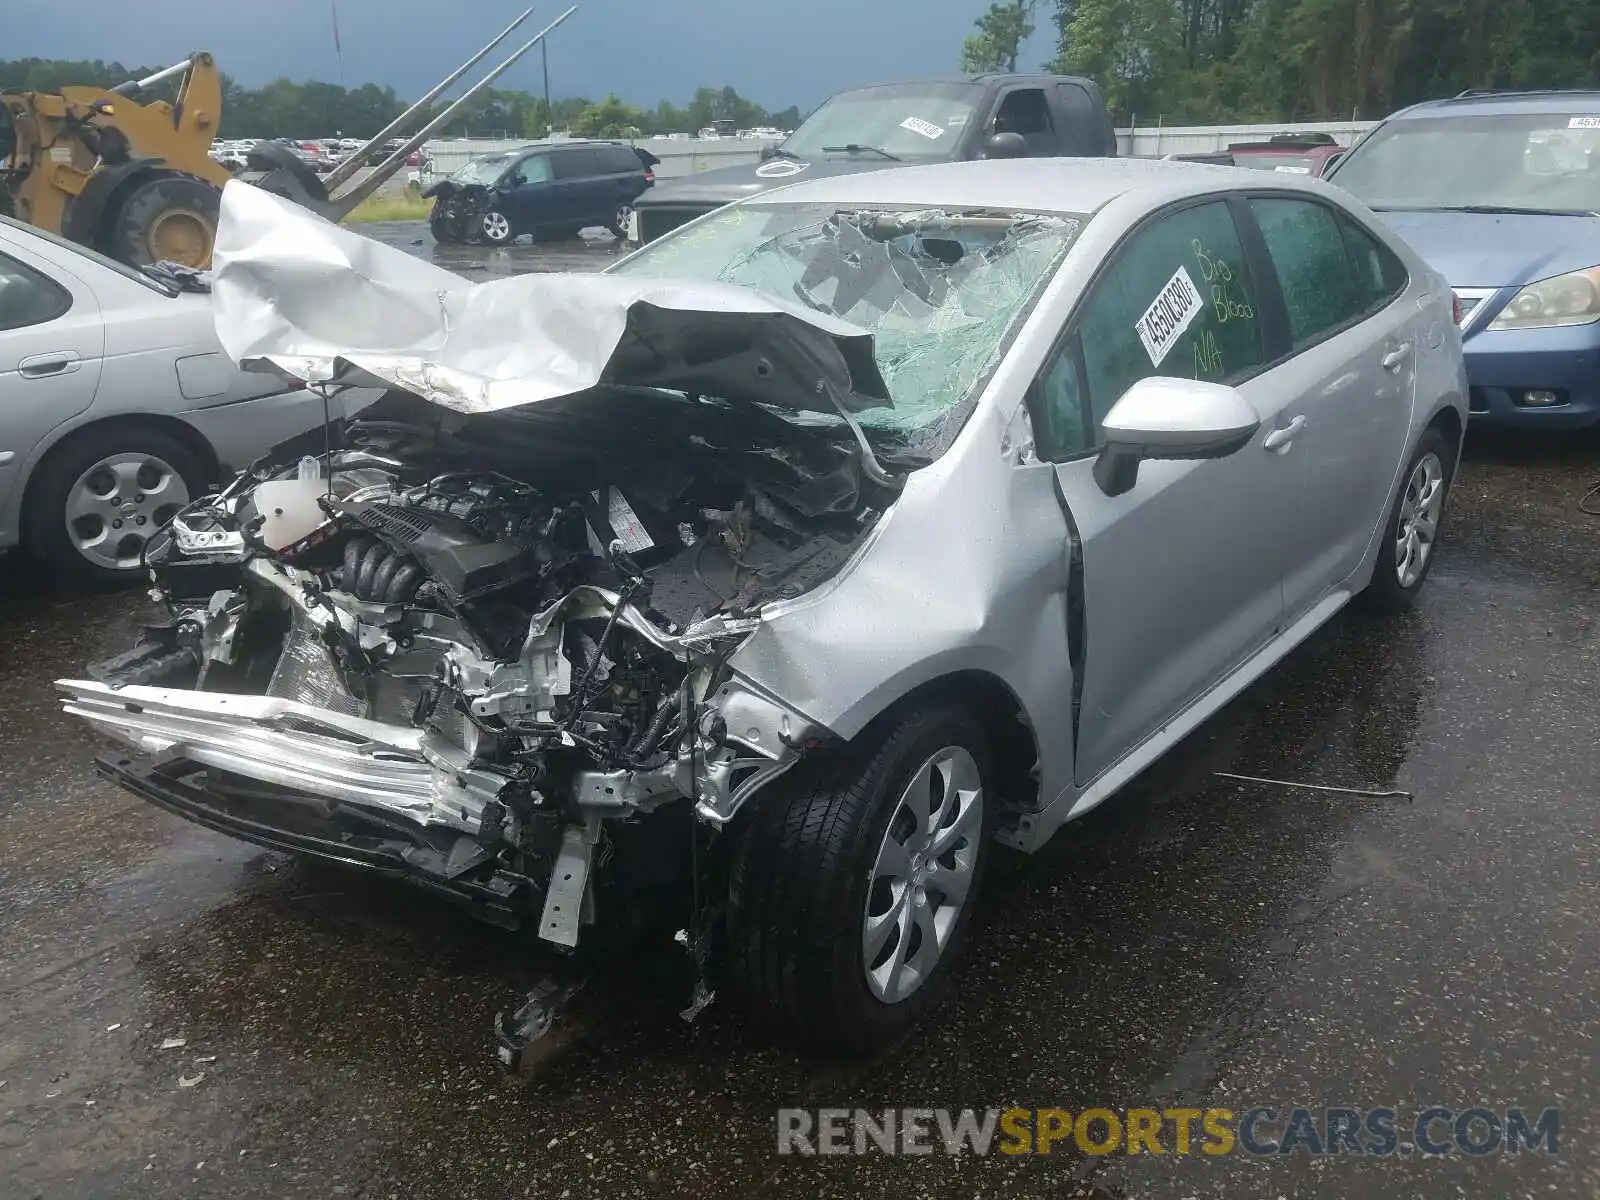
1452;87;1600;100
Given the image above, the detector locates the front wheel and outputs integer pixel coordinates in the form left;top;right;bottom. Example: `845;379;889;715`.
478;209;514;245
1356;425;1455;614
726;702;992;1053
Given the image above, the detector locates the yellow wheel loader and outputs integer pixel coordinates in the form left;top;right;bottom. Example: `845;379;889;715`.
0;6;575;269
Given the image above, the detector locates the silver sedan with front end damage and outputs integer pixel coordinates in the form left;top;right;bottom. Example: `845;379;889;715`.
60;165;1466;1055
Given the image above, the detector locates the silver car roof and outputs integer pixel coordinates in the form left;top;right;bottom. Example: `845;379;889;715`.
742;157;1318;216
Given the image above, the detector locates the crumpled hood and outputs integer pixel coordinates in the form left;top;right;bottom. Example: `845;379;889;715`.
209;181;891;416
635;157;904;208
1376;209;1600;289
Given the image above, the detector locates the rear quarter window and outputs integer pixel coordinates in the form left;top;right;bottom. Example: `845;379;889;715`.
599;146;642;174
0;251;72;331
1339;215;1409;310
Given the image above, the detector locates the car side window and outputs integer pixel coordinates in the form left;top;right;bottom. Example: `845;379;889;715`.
1032;202;1263;460
514;154;553;185
1249;197;1364;347
1339;216;1409;311
0;251;71;332
551;149;596;180
601;146;640;174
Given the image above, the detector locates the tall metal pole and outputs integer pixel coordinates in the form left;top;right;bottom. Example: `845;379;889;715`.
323;5;538;190
326;5;578;217
542;39;552;138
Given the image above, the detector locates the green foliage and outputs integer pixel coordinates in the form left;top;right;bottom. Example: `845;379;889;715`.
973;0;1600;122
574;94;645;138
0;59;800;139
962;2;1037;72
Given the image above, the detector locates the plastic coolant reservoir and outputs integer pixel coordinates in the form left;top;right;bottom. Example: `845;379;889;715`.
253;457;329;550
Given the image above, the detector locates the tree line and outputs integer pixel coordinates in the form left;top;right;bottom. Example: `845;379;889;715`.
0;59;802;140
961;0;1600;122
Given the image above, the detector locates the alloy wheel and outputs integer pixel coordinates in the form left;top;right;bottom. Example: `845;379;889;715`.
862;744;984;1004
65;452;190;572
1396;451;1444;588
481;211;511;242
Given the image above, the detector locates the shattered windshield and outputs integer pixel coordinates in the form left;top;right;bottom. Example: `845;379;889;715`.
779;83;982;161
453;154;511;186
610;203;1082;449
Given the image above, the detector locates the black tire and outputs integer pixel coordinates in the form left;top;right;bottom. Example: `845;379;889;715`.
23;423;209;588
607;204;632;239
105;172;220;268
428;215;459;245
1355;424;1456;614
726;701;993;1054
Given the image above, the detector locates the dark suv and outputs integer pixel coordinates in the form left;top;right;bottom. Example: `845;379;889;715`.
425;140;655;245
627;74;1117;245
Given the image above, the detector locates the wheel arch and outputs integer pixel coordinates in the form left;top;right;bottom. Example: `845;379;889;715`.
829;668;1042;820
20;412;221;530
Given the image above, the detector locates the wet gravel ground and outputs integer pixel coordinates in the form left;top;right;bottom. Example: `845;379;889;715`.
2;229;1598;1198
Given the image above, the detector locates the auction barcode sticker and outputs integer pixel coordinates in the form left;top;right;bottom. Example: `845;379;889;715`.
607;487;654;553
1135;266;1205;367
1569;116;1600;129
900;116;945;140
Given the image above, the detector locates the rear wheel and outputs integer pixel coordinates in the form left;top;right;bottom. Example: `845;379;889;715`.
105;172;220;267
1356;425;1455;614
608;204;632;239
24;424;208;586
726;702;992;1053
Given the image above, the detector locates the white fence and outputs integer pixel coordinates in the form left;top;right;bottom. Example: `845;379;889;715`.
1119;120;1375;156
419;121;1380;181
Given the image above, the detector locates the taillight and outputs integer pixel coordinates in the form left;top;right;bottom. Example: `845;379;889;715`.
644;168;654;183
1452;294;1464;324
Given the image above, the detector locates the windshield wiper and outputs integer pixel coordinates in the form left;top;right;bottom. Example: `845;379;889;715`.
822;144;902;162
1375;203;1600;217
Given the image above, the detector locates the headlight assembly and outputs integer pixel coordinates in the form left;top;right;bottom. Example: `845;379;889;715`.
1486;266;1600;330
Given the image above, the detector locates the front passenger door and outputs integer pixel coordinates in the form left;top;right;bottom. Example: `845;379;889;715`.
504;152;555;230
1030;199;1300;786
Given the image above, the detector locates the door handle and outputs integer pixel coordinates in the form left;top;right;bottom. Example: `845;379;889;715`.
18;352;78;378
1381;342;1412;372
1263;415;1306;453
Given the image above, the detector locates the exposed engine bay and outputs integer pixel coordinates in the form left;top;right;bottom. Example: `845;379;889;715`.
61;386;890;948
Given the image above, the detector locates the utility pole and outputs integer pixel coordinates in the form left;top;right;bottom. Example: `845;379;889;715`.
542;39;552;138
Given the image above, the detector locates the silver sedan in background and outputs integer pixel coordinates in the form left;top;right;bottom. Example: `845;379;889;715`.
61;163;1466;1056
0;217;350;584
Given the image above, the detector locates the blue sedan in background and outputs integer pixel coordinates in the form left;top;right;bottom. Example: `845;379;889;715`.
1328;91;1600;428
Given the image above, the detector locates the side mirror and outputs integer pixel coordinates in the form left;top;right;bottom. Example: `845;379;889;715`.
1092;377;1261;497
983;131;1027;159
505;173;525;187
759;144;777;161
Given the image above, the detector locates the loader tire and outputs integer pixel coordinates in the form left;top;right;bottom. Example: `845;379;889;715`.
106;172;220;268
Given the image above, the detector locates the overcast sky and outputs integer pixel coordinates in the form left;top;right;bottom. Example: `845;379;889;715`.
10;0;1057;111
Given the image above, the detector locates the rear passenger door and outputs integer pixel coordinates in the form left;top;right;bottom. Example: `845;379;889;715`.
548;148;600;228
1244;196;1416;615
0;243;104;527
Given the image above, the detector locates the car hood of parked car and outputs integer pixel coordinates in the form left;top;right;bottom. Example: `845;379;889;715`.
1376;208;1600;290
635;156;910;208
209;181;891;417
